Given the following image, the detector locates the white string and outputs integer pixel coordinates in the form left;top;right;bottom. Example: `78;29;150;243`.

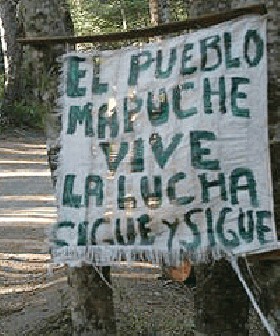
230;255;276;336
93;265;114;290
244;256;261;295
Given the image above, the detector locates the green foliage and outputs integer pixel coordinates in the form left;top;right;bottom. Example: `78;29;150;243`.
70;0;188;36
0;72;46;130
68;0;188;50
69;0;150;36
171;0;189;21
11;101;47;130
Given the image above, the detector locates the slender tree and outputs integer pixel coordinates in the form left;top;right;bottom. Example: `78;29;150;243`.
0;0;22;123
149;0;171;25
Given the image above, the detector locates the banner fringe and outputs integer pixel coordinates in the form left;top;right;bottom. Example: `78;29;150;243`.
51;245;230;267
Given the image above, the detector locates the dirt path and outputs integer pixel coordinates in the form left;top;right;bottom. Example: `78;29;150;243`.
0;131;196;336
0;131;263;335
0;131;70;335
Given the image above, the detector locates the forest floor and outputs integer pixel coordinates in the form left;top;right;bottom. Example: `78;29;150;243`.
0;130;267;335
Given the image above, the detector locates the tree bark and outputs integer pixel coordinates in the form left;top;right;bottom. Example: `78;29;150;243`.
149;0;171;25
68;266;117;336
19;0;74;174
194;258;250;335
187;1;280;334
0;0;22;123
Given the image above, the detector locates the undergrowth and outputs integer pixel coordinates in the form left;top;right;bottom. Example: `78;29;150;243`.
0;74;46;131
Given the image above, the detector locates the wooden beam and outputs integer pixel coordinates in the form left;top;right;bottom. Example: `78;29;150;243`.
246;248;280;261
17;4;267;45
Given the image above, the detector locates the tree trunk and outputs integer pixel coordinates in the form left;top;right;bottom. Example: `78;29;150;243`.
0;0;22;123
19;0;74;175
149;0;171;25
230;1;280;332
19;1;117;334
68;266;117;336
187;1;280;334
194;258;250;335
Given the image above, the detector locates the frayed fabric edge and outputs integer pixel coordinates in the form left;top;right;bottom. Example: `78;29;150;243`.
51;245;229;267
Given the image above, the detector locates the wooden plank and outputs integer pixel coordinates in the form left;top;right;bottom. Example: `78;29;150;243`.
17;4;267;45
247;248;280;261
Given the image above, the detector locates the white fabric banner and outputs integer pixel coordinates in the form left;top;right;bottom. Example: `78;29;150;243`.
52;15;278;266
